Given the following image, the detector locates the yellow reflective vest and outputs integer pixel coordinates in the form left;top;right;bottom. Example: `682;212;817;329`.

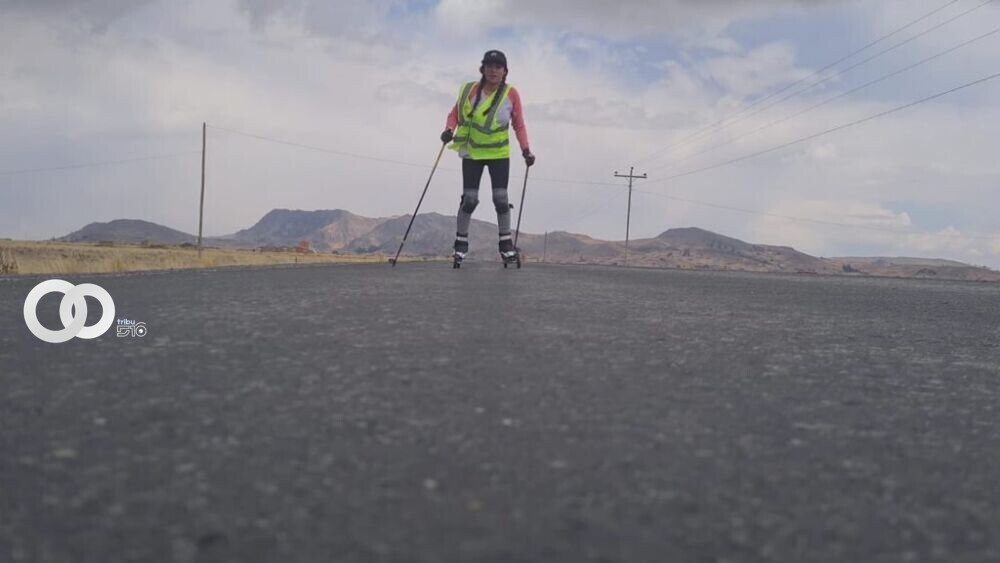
450;81;512;160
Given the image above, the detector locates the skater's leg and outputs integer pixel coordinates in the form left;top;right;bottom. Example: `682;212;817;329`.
456;158;485;253
487;158;515;255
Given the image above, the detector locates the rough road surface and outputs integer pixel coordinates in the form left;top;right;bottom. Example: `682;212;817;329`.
2;262;999;562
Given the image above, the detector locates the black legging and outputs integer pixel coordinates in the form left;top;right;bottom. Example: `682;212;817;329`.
457;158;511;237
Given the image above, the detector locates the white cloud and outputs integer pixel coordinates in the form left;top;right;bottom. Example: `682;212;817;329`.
741;199;1000;265
528;97;695;129
700;42;811;99
1;0;159;31
434;0;850;39
741;200;900;258
805;142;839;162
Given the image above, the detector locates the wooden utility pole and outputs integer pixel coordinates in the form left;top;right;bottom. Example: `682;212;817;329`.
614;166;647;267
542;231;548;263
198;122;206;257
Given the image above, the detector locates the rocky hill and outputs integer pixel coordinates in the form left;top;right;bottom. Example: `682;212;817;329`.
344;212;505;256
220;209;385;251
59;219;197;245
54;210;1000;281
514;227;839;274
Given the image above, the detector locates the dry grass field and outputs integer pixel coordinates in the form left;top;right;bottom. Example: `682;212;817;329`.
0;241;417;275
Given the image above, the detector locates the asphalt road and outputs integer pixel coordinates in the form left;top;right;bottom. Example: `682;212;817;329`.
2;262;1000;562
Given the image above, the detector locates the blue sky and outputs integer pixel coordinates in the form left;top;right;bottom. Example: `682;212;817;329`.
1;0;999;265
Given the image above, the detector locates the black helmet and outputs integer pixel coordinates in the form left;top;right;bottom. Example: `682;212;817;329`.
481;49;507;68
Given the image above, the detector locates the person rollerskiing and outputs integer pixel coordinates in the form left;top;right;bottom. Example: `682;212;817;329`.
440;49;535;267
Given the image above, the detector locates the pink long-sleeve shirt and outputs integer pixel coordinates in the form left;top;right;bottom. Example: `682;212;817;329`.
446;83;530;153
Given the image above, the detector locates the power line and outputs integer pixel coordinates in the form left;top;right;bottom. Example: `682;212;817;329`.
539;175;1000;241
522;170;1000;243
208;117;1000;242
636;0;985;167
662;0;997;160
643;70;1000;185
208;94;1000;243
649;24;1000;174
0;151;201;176
209;122;656;239
207;124;437;170
555;179;1000;242
634;0;966;166
209;122;620;190
563;190;626;231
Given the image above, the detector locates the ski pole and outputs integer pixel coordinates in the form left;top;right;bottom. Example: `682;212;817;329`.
513;167;530;250
390;141;447;267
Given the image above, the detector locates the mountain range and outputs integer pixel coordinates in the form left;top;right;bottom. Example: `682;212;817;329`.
56;209;1000;281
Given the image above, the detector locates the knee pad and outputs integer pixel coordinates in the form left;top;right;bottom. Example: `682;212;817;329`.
460;195;479;213
493;194;511;214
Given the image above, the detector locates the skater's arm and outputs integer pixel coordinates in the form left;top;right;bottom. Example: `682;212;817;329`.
446;103;459;132
509;87;530;153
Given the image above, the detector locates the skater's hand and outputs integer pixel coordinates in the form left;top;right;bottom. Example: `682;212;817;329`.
522;148;535;167
440;129;454;143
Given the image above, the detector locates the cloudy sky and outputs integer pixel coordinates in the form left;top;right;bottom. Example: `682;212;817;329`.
2;0;999;264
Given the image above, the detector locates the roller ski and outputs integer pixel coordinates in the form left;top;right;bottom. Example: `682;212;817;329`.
499;239;521;269
452;235;468;269
501;249;521;269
